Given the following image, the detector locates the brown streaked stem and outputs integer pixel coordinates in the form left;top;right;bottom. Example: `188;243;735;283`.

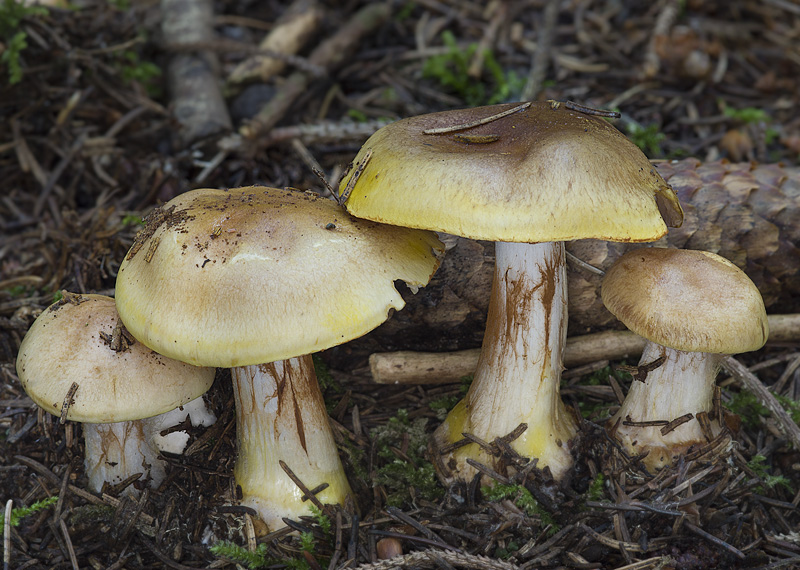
83;420;163;494
82;395;216;495
431;241;579;483
231;355;353;530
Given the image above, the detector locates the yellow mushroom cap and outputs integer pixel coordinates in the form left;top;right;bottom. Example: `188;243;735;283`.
338;101;683;243
115;187;444;368
601;248;769;353
15;294;215;423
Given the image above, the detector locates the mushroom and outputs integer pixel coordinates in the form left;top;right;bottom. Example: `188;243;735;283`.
15;293;216;493
114;186;443;529
601;247;768;470
337;101;684;483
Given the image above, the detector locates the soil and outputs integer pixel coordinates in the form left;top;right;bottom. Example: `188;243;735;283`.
1;1;799;568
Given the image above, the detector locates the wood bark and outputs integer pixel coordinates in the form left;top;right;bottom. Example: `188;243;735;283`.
162;0;232;148
327;159;800;367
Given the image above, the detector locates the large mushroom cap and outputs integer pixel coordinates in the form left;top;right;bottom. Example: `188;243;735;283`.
601;248;769;353
338;101;684;242
115;187;444;368
16;294;215;423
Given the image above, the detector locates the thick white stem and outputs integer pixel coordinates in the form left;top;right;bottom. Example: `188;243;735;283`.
232;355;352;530
83;420;166;494
432;241;578;482
610;341;722;470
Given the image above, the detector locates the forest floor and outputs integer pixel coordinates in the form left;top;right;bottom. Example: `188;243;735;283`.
1;0;800;568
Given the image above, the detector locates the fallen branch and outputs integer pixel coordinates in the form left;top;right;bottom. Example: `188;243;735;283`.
369;314;800;385
225;0;326;89
721;356;800;451
240;3;391;142
162;0;232;147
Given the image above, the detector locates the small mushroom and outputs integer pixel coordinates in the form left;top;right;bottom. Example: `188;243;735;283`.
15;294;215;493
338;101;683;483
601;247;769;470
115;186;443;529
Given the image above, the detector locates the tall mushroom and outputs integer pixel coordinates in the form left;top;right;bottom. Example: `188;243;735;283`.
114;186;443;529
15;293;216;493
601;247;768;471
337;101;684;483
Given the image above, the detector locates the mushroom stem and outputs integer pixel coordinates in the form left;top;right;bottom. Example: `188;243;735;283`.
145;396;217;455
432;241;579;483
231;355;353;529
609;341;723;470
83;420;165;494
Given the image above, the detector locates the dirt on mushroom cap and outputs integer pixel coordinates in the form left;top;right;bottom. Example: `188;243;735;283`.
115;187;444;368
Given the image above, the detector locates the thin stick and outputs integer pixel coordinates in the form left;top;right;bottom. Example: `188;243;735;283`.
242;3;390;140
3;500;12;570
521;0;559;101
578;523;645;553
369;330;646;384
58;518;79;570
384;506;450;547
351;548;517;570
370;315;800;385
660;413;694;435
616;356;665;383
422;102;531;135
722;356;800;451
684;520;745;559
622;418;669;428
279;460;331;515
611;557;675;570
339;149;372;204
59;382;79;424
564;100;621;118
566;250;605;275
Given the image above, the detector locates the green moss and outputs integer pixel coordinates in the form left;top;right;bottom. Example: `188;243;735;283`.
422;30;523;106
0;0;48;85
346;108;369;123
313;354;339;393
116;48;162;98
210;527;321;570
371;409;444;506
574;365;629;419
626;123;666;157
209;541;276;569
1;496;58;532
721;102;771;124
5;284;33;298
338;434;368;481
122;214;145;226
428;376;472;419
308;504;331;537
493;540;521;559
586;472;606;502
726;390;800;429
747;454;793;494
482;484;558;534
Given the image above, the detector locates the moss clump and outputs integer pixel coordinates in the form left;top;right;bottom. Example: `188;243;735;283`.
1;496;58;532
371;409;443;507
482;483;558;534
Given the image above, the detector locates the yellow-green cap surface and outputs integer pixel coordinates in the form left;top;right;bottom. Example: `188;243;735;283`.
115;187;443;367
338;101;683;242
